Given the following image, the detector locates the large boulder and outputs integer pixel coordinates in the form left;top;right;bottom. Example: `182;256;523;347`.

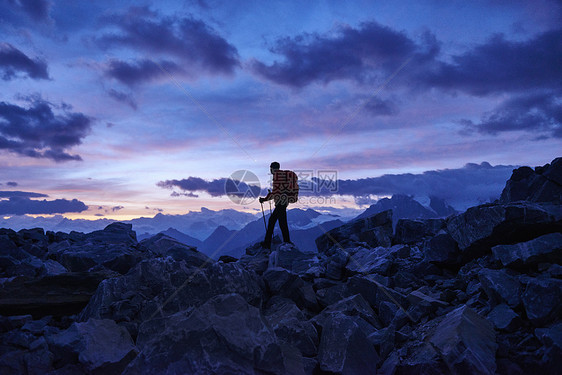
46;318;137;374
446;202;560;260
500;158;562;204
345;246;393;276
422;233;461;266
264;296;319;357
139;233;211;267
394;218;445;245
535;322;562;373
478;268;521;307
492;232;562;268
316;314;380;374
263;268;318;311
315;210;393;253
125;293;300;375
521;277;562;325
429;306;497;375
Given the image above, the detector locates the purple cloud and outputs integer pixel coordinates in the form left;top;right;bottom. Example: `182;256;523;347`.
0;190;47;198
97;7;239;77
0;196;87;215
424;28;562;96
112;205;124;212
6;181;17;187
251;22;437;87
460;91;562;138
107;88;138;110
158;177;261;198
104;58;183;86
0;97;91;161
0;43;49;80
3;0;51;22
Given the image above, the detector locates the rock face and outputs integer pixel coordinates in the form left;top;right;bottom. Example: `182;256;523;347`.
429;306;497;375
500;157;562;204
1;156;561;375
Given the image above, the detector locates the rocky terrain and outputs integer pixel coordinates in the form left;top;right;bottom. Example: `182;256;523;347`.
0;157;561;374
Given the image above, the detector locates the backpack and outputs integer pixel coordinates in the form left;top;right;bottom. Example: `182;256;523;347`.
286;170;299;204
274;170;299;204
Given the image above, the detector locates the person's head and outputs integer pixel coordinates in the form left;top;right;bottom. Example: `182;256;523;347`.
270;161;280;174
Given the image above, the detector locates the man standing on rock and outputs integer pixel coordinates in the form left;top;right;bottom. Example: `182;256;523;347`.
259;161;298;249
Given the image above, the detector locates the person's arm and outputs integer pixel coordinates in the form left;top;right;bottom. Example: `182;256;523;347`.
260;172;279;202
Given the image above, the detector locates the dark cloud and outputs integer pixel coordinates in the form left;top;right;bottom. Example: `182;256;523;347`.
107;88;138;109
104;58;183;86
97;7;239;77
251;22;437;87
0;43;49;81
364;97;399;116
158;177;261;198
460;91;562;138
0;190;47;198
0;196;87;215
1;0;51;23
6;181;17;187
302;162;516;210
423;28;562;96
0;97;91;161
111;205;124;212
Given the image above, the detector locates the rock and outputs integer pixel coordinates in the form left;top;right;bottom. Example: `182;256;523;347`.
487;303;521;332
263;268;318;311
367;326;395;359
446;202;559;260
345;247;393;276
238;252;270;275
316;314;380;374
394;218;445;244
500;158;562;204
0;314;32;333
379;301;399;327
43;259;68;275
429;306;497;375
126;293;293;375
422;233;460;266
316;210;393;253
79;259;265;325
406;290;448;314
264;296;319;357
140;233;211;267
218;255;238;263
273;242;316;271
86;222;137;245
478;268;521;307
347;275;410;313
535;322;562;373
396;342;449;374
492;232;562;268
521;277;562;325
314;294;381;330
46;318;137;374
0;270;118;317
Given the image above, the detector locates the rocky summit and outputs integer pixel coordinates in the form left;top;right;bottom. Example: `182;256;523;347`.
1;157;561;374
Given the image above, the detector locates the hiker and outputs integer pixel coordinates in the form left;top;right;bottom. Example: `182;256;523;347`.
259;161;299;249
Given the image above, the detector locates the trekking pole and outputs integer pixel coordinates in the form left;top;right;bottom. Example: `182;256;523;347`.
260;201;267;231
268;189;272;214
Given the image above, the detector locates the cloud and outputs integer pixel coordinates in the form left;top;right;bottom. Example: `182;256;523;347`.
107;88;138;109
2;0;52;23
6;181;17;187
303;162;516;210
0;43;49;80
0;196;88;215
104;58;183;86
0;190;47;198
111;205;124;212
423;28;562;96
96;7;239;78
157;177;261;198
0;97;92;161
460;91;562;138
251;22;438;87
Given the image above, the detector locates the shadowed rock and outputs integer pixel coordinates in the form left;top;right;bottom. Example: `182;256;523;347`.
429;306;497;375
492;232;562;268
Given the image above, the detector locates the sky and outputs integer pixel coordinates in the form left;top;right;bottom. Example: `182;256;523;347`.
0;0;561;221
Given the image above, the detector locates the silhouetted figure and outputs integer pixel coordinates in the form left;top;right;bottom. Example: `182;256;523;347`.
259;161;299;249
